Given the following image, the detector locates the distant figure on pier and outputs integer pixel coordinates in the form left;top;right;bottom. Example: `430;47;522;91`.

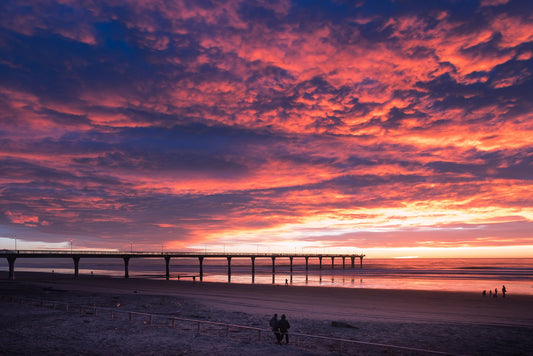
278;314;291;344
502;285;506;298
269;314;281;344
285;278;288;285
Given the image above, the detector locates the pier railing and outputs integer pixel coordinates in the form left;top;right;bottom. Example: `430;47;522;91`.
1;295;459;355
0;250;364;257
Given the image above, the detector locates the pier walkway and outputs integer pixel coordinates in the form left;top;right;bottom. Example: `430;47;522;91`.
1;250;365;281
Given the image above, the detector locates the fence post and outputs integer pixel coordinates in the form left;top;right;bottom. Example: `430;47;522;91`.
129;312;132;321
172;319;176;328
197;322;201;333
226;325;230;337
149;315;152;325
258;330;262;341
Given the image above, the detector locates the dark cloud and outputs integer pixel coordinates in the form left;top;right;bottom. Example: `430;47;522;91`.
426;149;533;181
0;27;162;104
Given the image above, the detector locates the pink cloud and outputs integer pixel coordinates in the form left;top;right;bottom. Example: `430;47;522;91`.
6;211;39;226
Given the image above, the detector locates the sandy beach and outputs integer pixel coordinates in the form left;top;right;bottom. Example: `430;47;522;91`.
1;272;532;355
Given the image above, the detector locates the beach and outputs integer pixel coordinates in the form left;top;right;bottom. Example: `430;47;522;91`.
1;272;533;355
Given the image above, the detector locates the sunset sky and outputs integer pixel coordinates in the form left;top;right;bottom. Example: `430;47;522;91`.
1;0;532;258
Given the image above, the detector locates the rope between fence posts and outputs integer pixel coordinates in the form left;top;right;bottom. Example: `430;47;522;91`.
290;331;460;355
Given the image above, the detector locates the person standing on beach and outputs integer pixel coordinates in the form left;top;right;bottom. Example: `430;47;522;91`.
269;314;281;344
502;285;507;297
278;314;291;344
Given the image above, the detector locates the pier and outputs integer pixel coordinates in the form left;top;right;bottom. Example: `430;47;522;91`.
1;251;365;281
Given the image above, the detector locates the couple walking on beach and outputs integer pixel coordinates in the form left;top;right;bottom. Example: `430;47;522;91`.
269;313;290;344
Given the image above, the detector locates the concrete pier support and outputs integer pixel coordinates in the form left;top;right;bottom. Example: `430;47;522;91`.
342;257;346;269
271;257;276;284
319;256;323;269
360;256;363;268
165;256;171;280
227;257;232;282
7;256;16;280
198;257;204;281
331;257;335;269
73;257;80;279
290;256;293;274
351;256;355;268
123;257;130;278
251;257;256;283
305;256;309;271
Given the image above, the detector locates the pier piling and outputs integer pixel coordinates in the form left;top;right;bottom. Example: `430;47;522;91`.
198;257;204;281
72;257;80;279
123;257;130;278
165;256;171;280
227;256;232;282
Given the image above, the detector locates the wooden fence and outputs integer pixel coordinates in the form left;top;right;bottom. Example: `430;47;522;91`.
1;295;460;355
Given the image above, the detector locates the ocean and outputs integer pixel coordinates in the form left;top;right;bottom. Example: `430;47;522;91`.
3;256;533;295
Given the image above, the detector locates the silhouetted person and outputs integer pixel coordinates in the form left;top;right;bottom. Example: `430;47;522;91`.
278;314;291;344
489;290;492;297
482;290;486;297
502;285;506;298
285;278;288;285
494;288;498;298
269;313;281;344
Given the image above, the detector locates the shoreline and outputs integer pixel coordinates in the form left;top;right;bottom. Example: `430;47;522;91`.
3;271;533;325
3;267;531;296
2;271;533;355
0;270;519;296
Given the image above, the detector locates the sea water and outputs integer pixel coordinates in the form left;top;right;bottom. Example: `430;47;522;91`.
2;257;533;295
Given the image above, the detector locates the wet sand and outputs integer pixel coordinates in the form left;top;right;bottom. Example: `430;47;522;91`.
1;272;532;355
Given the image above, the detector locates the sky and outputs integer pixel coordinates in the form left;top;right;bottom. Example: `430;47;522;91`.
0;0;532;258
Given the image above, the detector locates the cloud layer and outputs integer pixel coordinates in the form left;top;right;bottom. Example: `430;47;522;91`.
1;0;532;253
